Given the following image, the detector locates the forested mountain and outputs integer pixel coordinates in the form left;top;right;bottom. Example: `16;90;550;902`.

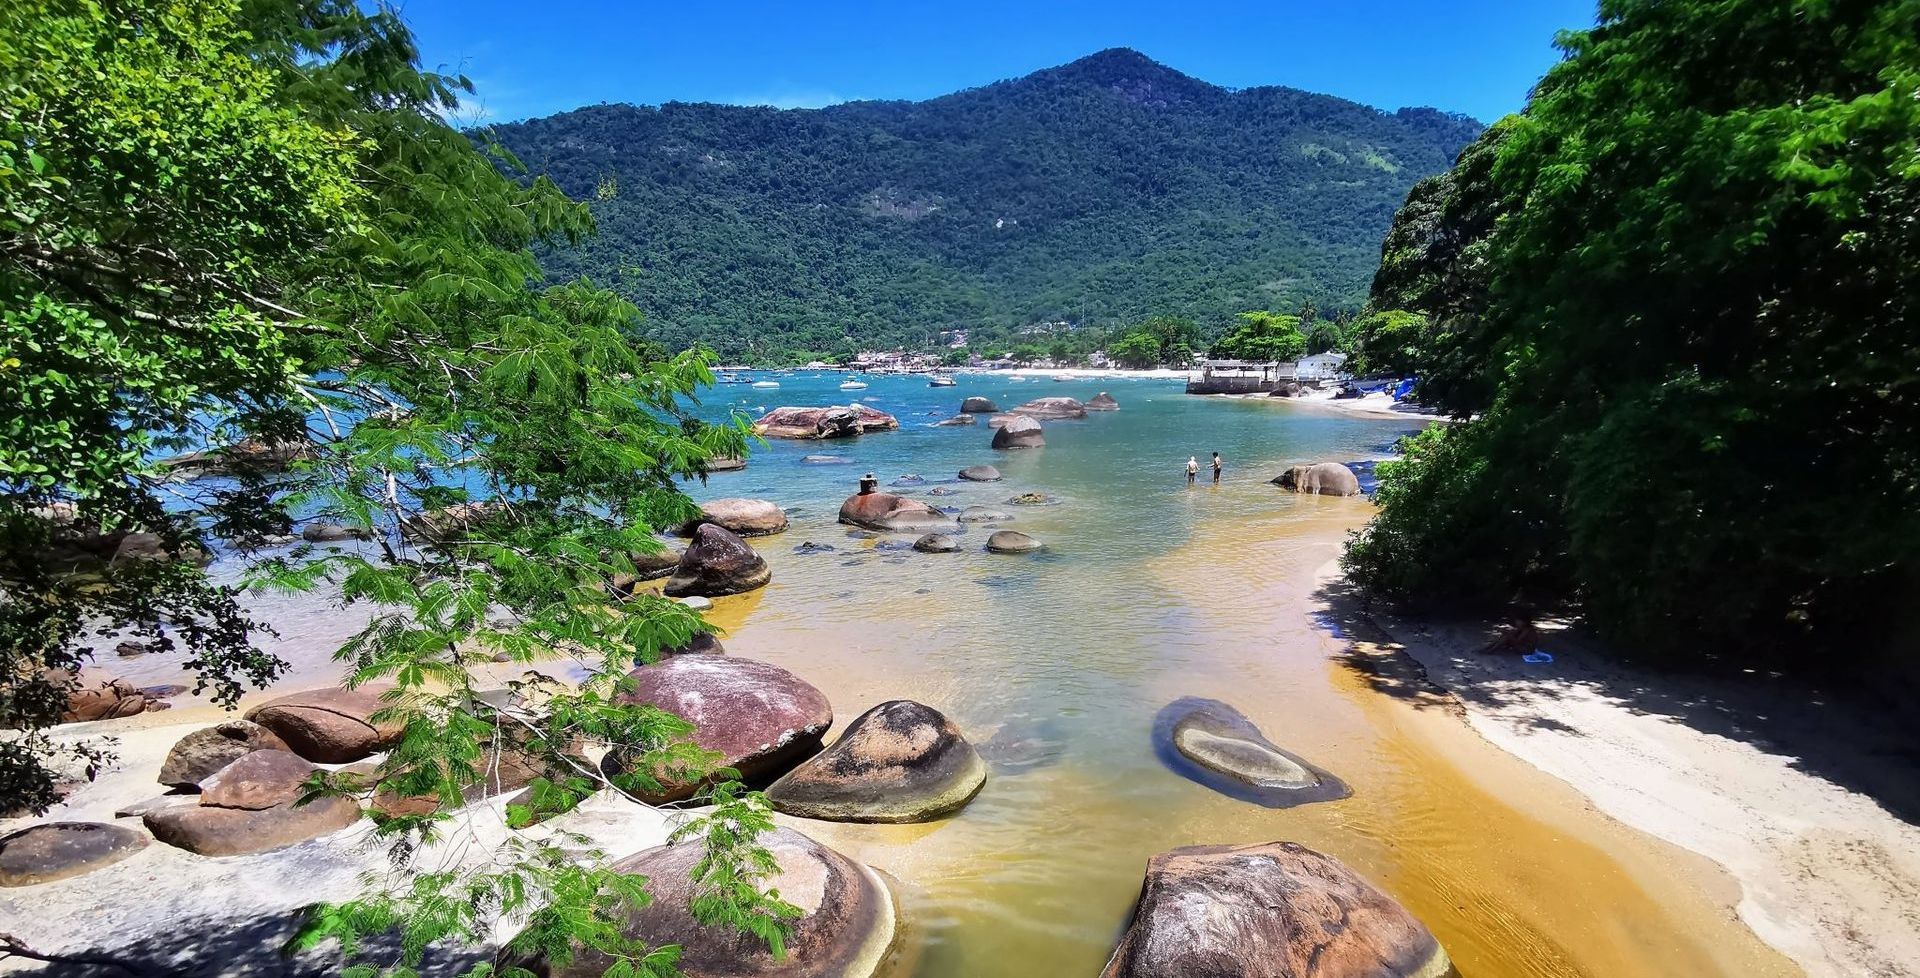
488;49;1481;358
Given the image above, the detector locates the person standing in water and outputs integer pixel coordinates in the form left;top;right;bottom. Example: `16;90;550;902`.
1186;456;1199;485
1211;451;1223;485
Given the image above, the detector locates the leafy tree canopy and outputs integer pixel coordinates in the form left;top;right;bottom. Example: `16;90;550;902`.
1210;311;1306;362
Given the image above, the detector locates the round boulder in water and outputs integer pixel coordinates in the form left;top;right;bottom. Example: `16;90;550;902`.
0;822;147;887
1100;841;1450;978
1010;396;1087;420
1087;391;1120;411
1271;462;1362;497
913;533;959;553
958;464;1002;482
958;506;1013;524
679;497;788;537
504;827;896;978
992;416;1045;450
960;396;999;414
601;656;832;803
986;530;1043;554
663;524;772;597
839;491;959;533
767;700;987;823
1152;697;1347;808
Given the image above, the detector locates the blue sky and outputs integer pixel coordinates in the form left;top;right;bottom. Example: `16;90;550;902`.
393;0;1598;125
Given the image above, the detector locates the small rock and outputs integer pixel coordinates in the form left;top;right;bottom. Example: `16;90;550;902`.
986;530;1043;554
0;822;147;887
301;522;370;542
801;454;853;464
1152;697;1348;808
958;506;1012;524
958;464;1002;482
913;534;959;554
793;541;838;554
114;641;149;658
1008;492;1052;505
928;486;959;496
768;700;987;822
1087;391;1120;411
679;498;788;537
891;475;926;486
934;414;977;427
675;595;714;611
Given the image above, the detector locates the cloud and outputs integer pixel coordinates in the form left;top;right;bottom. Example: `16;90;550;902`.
719;88;854;110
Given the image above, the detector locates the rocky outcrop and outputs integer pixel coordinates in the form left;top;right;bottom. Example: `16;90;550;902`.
1272;462;1362;497
838;492;958;533
159;720;292;788
678;497;788;537
401;501;512;544
754;405;899;440
610;548;682;597
52;668;159;723
1010;397;1087;420
601;656;833;803
663;524;772;597
767;700;986;823
912;533;959;553
144;750;360;856
1152;698;1348;808
0;822;148;887
960;396;999;414
160;437;313;478
958;464;1002;481
702;455;747;473
992;416;1045;450
244;683;403;763
1100;841;1451;978
505;827;895;978
1008;492;1053;505
663;631;726;656
934;414;976;427
1087;391;1120;411
301;522;370;542
986;530;1043;554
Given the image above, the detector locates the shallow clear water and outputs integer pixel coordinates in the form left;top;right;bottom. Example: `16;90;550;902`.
153;372;1792;977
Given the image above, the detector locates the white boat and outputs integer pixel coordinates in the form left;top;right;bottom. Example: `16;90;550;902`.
839;378;869;391
751;380;781;389
1009;374;1027;382
928;375;957;387
1052;374;1071;382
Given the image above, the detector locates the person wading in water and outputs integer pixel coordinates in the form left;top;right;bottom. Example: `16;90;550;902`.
1186;456;1199;485
1211;451;1223;485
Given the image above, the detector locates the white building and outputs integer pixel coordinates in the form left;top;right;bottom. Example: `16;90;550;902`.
1296;352;1350;382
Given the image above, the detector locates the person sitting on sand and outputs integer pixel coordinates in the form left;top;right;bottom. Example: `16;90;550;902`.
1186;456;1199;485
1211;451;1223;485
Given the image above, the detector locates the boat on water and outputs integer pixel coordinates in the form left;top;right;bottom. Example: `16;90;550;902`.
1051;374;1072;382
839;378;869;391
928;375;957;387
751;380;781;389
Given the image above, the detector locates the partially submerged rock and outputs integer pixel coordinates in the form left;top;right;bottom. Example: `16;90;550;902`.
244;683;403;763
0;822;147;887
977;714;1068;773
1100;841;1451;978
158;720;292;788
160;437;312;478
678;497;788;537
401;501;511;544
992;416;1045;450
1152;697;1347;808
960;396;999;414
1087;391;1120;411
802;454;853;465
51;667;158;723
1272;462;1362;497
301;522;370;542
958;464;1002;481
702;455;747;473
505;827;895;978
934;414;977;427
913;533;959;554
838;491;958;533
958;506;1012;524
755;405;899;440
663;524;772;597
768;700;987;823
602;656;832;803
1011;396;1087;419
986;530;1043;554
145;750;361;856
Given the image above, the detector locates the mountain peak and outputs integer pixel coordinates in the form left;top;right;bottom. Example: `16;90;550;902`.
1034;48;1219;108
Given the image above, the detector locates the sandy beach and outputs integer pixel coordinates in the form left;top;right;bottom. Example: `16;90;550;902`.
1324;593;1920;978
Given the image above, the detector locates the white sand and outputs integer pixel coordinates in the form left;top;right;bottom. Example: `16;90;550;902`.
1363;614;1920;978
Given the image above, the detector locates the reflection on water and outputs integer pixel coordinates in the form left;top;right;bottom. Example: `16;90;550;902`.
157;373;1790;977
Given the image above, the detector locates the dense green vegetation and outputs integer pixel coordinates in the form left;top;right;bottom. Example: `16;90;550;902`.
1345;0;1920;670
2;1;787;973
488;50;1481;360
1210;311;1307;362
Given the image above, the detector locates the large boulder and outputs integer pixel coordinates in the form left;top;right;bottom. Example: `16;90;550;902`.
1100;841;1451;978
1087;391;1120;411
679;498;788;537
601;656;832;803
958;464;1002;482
1152;698;1348;808
1272;463;1362;497
663;524;772;598
959;396;999;414
838;492;958;533
0;822;147;887
244;683;403;763
1010;397;1087;420
158;720;292;788
767;700;986;823
51;667;155;723
754;405;899;440
144;750;360;856
505;827;895;978
991;416;1045;450
986;530;1043;554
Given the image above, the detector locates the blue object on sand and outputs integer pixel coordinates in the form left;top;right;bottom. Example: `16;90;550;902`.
1523;651;1554;664
1392;378;1416;400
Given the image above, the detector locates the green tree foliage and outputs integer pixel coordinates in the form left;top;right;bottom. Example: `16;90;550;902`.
486;49;1482;359
1210;311;1306;362
1346;0;1920;668
1104;314;1199;367
3;0;793;971
1344;308;1429;376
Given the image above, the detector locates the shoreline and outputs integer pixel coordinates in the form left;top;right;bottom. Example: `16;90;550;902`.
1331;597;1920;978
